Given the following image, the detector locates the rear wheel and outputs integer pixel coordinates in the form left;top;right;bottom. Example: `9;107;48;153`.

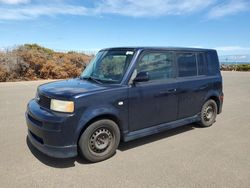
78;119;120;162
199;99;218;127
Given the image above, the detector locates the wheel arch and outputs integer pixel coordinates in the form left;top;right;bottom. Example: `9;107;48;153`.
205;95;221;114
76;113;123;144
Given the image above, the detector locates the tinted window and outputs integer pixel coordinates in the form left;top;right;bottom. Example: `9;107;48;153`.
137;52;175;81
198;53;207;75
177;53;197;77
206;51;220;75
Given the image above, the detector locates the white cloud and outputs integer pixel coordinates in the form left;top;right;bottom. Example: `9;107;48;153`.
0;0;30;4
208;0;249;19
0;0;249;20
0;5;88;20
94;0;215;17
216;46;250;52
215;46;250;56
0;0;216;20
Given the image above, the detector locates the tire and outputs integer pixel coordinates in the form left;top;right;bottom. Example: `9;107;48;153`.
199;99;218;127
78;119;120;162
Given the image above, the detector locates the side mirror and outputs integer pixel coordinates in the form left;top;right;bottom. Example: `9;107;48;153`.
133;71;149;82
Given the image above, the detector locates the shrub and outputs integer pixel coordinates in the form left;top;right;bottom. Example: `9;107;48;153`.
237;64;250;71
221;64;250;71
0;66;9;82
0;44;92;82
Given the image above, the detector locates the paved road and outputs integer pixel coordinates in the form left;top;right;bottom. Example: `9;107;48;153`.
0;72;250;188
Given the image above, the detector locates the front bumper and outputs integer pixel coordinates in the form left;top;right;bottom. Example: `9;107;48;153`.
26;99;78;158
218;94;224;114
27;131;77;158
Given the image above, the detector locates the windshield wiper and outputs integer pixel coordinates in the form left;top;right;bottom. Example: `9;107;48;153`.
81;76;103;84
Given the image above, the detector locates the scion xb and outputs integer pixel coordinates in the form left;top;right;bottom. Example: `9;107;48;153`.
26;47;223;162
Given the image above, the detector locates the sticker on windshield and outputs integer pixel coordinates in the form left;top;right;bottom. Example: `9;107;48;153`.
126;51;134;55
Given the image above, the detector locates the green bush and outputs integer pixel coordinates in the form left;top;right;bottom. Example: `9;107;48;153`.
236;64;250;71
221;64;250;71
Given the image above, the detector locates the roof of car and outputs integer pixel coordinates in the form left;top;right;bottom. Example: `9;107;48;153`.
101;47;216;52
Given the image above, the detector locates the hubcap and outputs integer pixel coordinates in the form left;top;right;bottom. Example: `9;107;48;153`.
89;128;113;153
203;105;214;121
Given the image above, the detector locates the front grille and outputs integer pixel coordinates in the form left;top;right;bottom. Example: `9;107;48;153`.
38;93;51;109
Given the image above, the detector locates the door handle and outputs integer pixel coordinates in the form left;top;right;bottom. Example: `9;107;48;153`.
155;89;177;97
165;89;177;94
199;84;209;90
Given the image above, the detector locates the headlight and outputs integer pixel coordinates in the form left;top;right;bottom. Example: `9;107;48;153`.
50;99;74;113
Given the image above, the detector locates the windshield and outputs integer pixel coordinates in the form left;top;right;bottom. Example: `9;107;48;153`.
80;50;135;84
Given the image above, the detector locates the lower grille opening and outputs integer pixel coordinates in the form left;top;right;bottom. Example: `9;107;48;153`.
28;114;43;127
29;131;44;144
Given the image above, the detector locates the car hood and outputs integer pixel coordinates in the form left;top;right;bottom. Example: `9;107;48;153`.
38;79;108;99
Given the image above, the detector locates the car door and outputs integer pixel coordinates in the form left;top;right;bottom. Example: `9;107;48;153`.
128;51;178;132
176;52;209;119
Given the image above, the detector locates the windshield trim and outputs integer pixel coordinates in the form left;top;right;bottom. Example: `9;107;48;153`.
120;49;141;85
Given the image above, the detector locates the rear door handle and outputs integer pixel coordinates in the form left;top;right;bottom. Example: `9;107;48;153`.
199;84;209;90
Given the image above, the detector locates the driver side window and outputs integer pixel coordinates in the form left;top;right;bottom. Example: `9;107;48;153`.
136;51;175;81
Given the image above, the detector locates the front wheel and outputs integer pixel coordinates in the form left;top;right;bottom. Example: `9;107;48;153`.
78;119;120;162
199;99;218;127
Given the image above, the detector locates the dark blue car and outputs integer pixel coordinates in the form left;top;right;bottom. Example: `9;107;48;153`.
26;47;223;162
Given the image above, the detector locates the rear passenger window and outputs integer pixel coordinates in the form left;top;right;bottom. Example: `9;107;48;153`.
177;53;197;77
198;53;207;75
206;51;220;75
137;52;175;81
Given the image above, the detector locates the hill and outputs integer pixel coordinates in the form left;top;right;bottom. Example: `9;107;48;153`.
0;44;92;82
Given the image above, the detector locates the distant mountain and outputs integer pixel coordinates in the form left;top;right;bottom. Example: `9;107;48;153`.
219;54;250;64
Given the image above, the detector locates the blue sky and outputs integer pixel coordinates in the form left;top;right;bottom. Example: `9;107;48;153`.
0;0;250;56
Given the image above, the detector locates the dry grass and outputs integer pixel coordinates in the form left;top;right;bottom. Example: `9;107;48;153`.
0;44;92;82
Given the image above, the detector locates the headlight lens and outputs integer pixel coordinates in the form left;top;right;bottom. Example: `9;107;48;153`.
50;99;74;113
